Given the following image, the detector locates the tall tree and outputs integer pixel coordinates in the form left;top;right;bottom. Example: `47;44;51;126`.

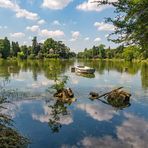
11;41;20;57
96;0;148;52
3;37;10;58
32;36;40;55
21;45;28;59
0;37;10;58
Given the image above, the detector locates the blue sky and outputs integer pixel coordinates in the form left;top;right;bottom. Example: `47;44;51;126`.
0;0;118;52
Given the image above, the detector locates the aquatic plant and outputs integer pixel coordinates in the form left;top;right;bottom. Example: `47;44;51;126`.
50;75;69;92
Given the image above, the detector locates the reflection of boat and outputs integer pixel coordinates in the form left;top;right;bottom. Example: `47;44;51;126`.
76;72;95;78
75;66;95;74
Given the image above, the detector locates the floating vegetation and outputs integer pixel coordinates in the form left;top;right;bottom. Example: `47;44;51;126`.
89;87;131;109
50;75;75;103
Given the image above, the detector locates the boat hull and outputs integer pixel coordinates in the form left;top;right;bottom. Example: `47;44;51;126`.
75;66;95;74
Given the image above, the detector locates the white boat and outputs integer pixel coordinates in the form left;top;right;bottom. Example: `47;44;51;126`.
75;66;95;74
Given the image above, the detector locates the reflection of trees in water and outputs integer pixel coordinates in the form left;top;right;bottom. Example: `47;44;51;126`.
0;59;147;89
0;59;74;81
141;63;148;89
0;59;21;80
0;88;28;147
48;100;71;133
78;59;141;75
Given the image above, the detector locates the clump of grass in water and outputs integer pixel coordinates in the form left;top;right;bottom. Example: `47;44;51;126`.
50;75;69;93
0;95;29;147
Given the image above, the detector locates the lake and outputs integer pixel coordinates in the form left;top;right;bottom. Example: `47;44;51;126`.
0;59;148;148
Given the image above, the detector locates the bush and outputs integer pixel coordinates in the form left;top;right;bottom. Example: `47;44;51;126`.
45;54;59;58
28;54;36;59
17;52;26;60
36;52;44;59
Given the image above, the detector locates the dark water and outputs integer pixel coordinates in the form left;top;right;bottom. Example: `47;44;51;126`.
0;59;148;148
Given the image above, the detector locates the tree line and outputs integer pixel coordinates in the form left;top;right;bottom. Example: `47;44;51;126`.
77;44;147;61
0;37;76;59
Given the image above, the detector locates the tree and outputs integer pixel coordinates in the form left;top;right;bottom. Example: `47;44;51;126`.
0;37;10;58
98;44;106;58
0;39;4;58
11;41;20;57
96;0;148;51
32;36;40;55
20;45;28;59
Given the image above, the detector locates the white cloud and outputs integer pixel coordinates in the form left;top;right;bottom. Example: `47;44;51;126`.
32;103;73;125
52;20;61;25
84;37;90;41
37;19;46;25
39;39;45;43
77;103;117;121
105;34;109;38
0;0;39;20
94;22;115;31
26;25;40;32
76;0;110;12
117;113;148;148
72;31;80;38
42;0;73;10
94;37;101;42
70;31;80;42
40;29;65;37
15;9;38;20
80;136;130;148
10;32;25;38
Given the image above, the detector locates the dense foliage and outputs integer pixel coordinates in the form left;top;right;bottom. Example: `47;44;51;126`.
0;37;76;59
77;44;147;61
96;0;148;51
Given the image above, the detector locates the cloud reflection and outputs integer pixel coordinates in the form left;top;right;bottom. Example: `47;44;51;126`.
77;103;117;121
62;112;148;148
32;103;73;125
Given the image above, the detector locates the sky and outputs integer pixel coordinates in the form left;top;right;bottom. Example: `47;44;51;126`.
0;0;118;52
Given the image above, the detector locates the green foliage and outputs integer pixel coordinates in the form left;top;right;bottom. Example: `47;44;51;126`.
45;54;59;58
0;37;10;59
43;38;71;58
51;76;69;92
0;37;75;59
77;44;106;59
96;0;148;50
122;46;140;61
17;52;26;60
20;45;28;59
11;41;20;57
78;44;147;60
28;54;36;59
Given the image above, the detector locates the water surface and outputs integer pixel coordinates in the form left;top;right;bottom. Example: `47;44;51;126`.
0;59;148;148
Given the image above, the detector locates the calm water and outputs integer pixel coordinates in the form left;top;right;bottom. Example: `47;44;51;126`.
0;59;148;148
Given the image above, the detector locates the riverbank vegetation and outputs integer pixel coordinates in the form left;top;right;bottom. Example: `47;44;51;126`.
0;0;147;61
83;0;148;61
0;37;76;59
77;44;147;61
